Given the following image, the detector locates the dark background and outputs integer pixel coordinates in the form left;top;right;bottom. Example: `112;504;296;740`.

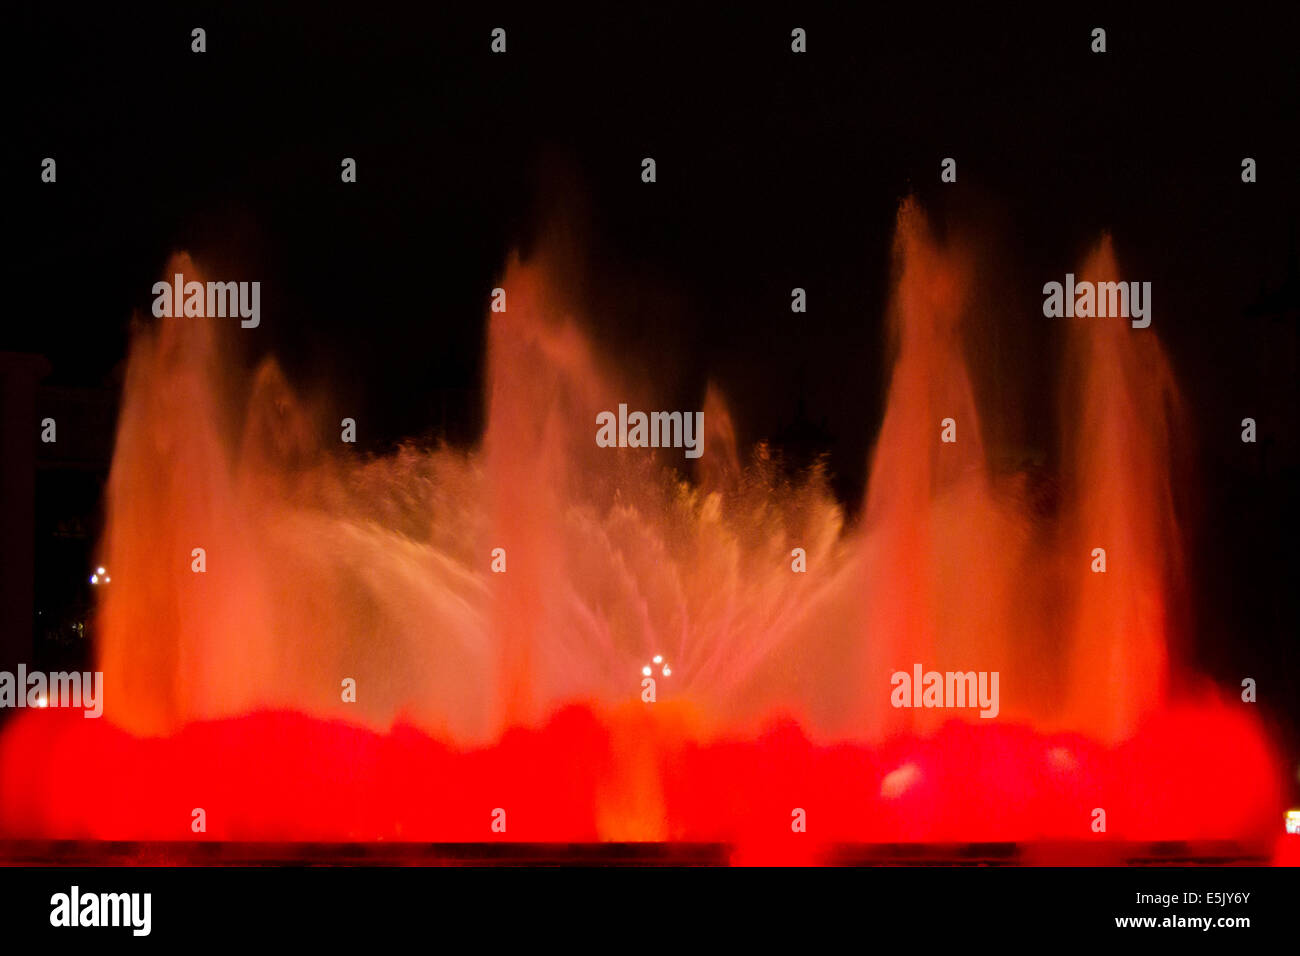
5;4;1298;801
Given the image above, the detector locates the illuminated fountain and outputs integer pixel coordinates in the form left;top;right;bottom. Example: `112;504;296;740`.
0;200;1283;860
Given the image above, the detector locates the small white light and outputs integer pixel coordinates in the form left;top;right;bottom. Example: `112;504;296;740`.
90;574;98;584
1286;810;1300;835
662;666;671;677
653;655;663;665
642;666;651;677
881;763;921;799
36;695;48;709
96;567;105;575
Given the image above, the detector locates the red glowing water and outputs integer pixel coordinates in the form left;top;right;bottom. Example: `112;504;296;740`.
0;702;1282;856
0;201;1284;856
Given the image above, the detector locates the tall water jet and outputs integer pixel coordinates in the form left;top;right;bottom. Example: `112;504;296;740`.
1057;236;1182;741
856;200;1025;739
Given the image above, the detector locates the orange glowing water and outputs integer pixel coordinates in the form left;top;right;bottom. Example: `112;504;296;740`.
0;199;1282;850
98;200;1182;742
